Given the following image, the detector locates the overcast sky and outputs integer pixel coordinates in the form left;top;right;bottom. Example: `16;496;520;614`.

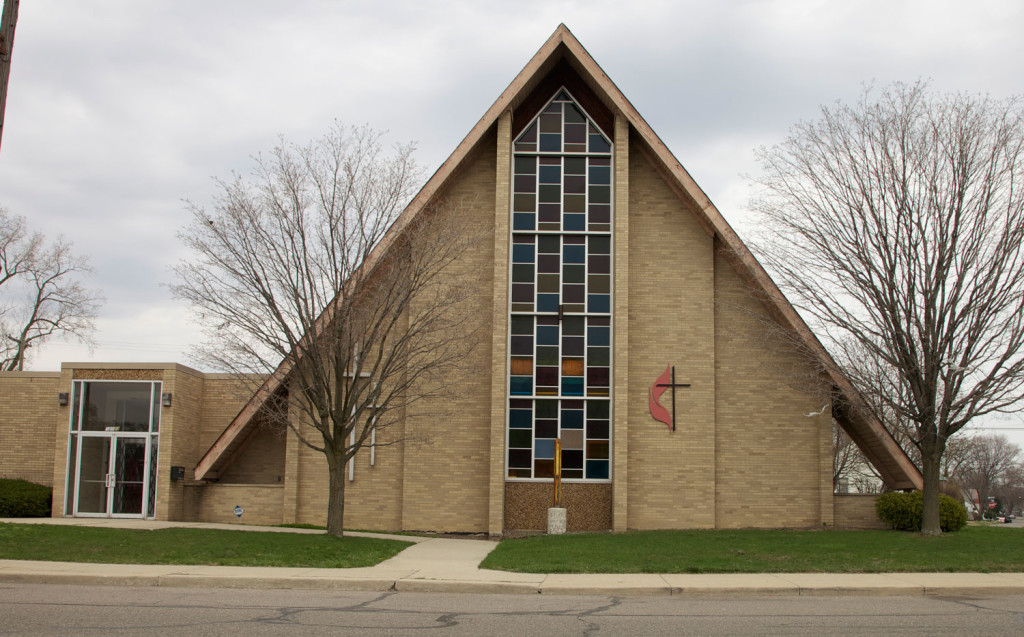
5;0;1024;437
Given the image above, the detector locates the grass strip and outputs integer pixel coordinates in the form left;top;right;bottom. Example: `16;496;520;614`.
480;526;1024;573
0;523;411;568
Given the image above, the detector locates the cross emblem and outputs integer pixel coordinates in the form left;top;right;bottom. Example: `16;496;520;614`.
649;365;690;432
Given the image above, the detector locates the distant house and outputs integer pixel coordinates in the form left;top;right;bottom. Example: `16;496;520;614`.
0;26;921;534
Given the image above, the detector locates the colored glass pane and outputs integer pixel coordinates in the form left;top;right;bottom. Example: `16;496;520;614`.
536;419;557;438
535;460;555;478
539;165;561;183
510;358;533;375
509;449;531;467
588;294;611;313
509;429;532;448
509;408;532;428
512;244;534;263
512;264;534;283
586;460;609;479
515;156;536;173
512;213;535;230
588;420;609;439
562;429;584;448
510;376;532;395
508;88;613;481
537;294;559;312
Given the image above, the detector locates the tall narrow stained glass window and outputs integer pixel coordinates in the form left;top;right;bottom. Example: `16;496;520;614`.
507;89;612;481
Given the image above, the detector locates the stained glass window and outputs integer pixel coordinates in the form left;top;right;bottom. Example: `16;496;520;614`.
507;89;612;481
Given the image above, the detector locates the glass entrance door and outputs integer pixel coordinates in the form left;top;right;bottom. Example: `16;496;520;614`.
66;380;162;519
74;434;149;517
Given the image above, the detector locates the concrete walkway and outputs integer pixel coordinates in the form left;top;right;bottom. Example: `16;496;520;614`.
2;518;1023;597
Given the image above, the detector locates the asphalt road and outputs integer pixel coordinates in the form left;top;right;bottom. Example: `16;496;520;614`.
1;583;1023;636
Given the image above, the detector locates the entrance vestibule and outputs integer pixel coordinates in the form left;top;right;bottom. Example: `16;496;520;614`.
65;380;161;518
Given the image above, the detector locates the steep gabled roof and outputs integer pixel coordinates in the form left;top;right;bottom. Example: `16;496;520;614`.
195;25;922;490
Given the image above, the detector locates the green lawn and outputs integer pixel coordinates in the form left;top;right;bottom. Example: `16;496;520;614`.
480;526;1024;574
0;523;411;568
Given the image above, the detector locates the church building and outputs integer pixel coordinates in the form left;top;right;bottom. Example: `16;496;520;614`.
0;26;921;534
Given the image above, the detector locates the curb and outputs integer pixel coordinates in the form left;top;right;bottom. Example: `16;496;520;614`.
3;570;1024;597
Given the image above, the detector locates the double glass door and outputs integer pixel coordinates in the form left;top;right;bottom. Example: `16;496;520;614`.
66;380;161;519
75;435;150;516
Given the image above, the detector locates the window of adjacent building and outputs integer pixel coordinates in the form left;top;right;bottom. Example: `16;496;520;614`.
507;89;613;481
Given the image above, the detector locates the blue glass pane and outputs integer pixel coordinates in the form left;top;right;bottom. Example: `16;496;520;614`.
539;165;561;183
561;409;584;428
562;377;584;395
589;134;611;153
510;376;533;395
537;294;560;312
589;165;611;185
588;294;610;313
563;214;586;231
536;326;559;345
540;133;561;152
512;243;535;263
513;213;535;230
586;459;610;479
535;438;556;459
563;245;585;263
587;326;610;346
509;409;532;428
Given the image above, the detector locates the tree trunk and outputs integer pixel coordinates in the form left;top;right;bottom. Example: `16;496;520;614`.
920;440;943;536
326;451;346;538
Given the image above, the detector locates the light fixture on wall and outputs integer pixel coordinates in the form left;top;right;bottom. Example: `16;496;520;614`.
162;392;172;407
58;392;69;406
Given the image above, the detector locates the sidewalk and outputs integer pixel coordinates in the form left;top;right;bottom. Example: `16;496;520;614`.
3;518;1023;597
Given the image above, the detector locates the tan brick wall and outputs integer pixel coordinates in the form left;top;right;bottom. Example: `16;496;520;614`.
488;110;512;536
50;368;74;516
159;367;198;520
186;483;284;526
198;376;257;453
399;132;497;533
625;140;717;530
218;421;286;484
712;250;833;528
611;115;631;532
834;494;885;529
0;372;61;486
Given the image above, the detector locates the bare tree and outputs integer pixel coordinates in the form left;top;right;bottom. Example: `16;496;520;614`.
754;82;1024;535
951;434;1020;519
0;209;102;370
994;463;1024;517
174;124;481;537
833;422;884;493
0;0;19;152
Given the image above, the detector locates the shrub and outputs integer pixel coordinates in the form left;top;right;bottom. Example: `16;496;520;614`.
0;479;53;517
875;490;967;532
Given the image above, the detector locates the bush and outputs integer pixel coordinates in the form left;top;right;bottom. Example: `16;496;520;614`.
876;490;967;532
0;479;53;517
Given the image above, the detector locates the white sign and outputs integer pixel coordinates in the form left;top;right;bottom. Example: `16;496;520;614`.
233;505;244;518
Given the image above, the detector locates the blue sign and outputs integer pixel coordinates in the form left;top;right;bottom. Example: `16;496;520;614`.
233;505;244;518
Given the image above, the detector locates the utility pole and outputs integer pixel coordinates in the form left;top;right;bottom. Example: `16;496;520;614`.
0;0;20;153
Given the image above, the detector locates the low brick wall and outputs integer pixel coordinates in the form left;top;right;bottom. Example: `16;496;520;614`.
186;483;284;526
833;494;886;529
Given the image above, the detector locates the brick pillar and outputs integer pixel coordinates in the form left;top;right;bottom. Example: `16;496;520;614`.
612;114;630;532
488;109;513;536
